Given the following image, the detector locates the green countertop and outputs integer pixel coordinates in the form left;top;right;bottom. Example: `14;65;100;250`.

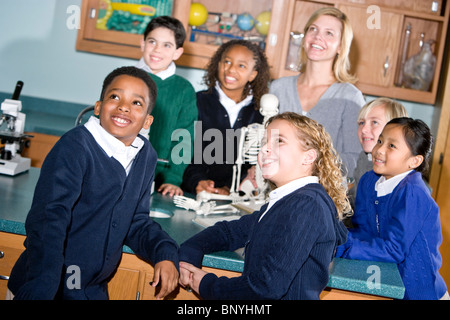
0;167;405;299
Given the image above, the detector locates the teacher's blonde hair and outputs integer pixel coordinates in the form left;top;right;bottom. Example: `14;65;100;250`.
299;7;357;84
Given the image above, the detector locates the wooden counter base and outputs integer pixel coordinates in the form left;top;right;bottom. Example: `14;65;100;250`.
0;232;389;300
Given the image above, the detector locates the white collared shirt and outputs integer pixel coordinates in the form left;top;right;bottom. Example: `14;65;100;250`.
374;170;413;197
258;176;320;222
136;57;176;80
84;116;144;175
215;82;253;127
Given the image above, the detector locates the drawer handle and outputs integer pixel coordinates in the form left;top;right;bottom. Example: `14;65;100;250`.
0;251;10;280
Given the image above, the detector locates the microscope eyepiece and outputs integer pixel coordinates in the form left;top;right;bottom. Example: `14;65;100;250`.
11;81;24;100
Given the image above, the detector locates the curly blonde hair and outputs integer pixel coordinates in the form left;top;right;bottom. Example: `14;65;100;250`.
266;112;351;219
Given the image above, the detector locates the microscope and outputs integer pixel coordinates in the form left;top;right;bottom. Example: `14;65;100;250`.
0;81;32;175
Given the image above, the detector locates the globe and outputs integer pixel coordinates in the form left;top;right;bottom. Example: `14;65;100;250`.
236;13;255;31
255;11;271;35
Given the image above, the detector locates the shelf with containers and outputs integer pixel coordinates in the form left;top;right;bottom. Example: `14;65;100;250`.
76;0;291;78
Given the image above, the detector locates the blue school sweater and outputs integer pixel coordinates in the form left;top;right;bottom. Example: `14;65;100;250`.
336;170;447;300
8;125;179;299
179;183;348;300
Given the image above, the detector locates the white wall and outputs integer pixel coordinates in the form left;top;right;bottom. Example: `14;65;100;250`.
0;0;206;105
0;0;440;135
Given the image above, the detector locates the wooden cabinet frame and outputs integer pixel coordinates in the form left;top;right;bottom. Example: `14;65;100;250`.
76;0;290;77
76;0;449;103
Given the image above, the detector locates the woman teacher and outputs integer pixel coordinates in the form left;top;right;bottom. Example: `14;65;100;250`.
270;7;365;177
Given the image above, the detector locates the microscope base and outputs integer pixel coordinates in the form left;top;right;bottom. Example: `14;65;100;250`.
0;156;31;176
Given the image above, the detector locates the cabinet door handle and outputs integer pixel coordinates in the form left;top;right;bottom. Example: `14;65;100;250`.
384;56;389;77
0;251;10;280
89;8;96;19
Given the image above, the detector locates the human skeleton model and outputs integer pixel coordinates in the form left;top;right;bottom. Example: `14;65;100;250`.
174;94;279;215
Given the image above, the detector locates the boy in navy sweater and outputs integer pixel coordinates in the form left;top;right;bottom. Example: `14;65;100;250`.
7;66;179;300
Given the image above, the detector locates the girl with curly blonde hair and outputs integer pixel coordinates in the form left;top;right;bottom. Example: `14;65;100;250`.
264;112;351;218
179;112;348;300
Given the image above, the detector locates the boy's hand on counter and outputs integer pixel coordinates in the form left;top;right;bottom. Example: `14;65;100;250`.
152;260;179;300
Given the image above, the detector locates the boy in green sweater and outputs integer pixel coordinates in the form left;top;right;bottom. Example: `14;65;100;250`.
137;16;197;196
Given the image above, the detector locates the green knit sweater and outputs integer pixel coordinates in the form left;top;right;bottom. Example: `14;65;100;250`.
148;73;197;187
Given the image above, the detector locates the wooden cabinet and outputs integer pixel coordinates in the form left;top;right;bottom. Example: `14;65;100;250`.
77;0;449;104
76;0;185;61
21;132;60;168
0;232;25;299
433;127;450;287
340;5;403;89
0;231;392;300
108;254;391;300
107;252;240;300
429;46;450;288
77;0;295;78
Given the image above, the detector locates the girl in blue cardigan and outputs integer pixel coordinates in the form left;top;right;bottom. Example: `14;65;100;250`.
337;117;448;300
179;112;349;299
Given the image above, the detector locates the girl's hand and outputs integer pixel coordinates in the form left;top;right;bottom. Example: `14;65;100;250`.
158;183;183;197
178;263;192;288
239;165;258;190
196;180;216;194
152;260;179;300
195;180;230;195
179;261;208;294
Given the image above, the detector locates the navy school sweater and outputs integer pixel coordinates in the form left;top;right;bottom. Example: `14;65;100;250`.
180;183;348;300
8;125;179;299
